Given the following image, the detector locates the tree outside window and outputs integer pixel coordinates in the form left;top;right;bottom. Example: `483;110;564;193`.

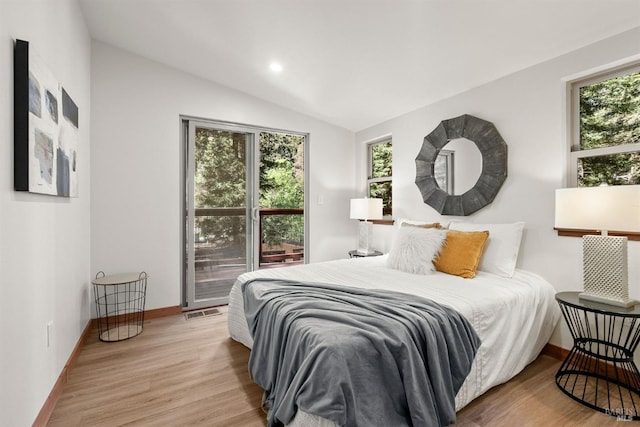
572;67;640;187
368;139;392;216
259;132;304;248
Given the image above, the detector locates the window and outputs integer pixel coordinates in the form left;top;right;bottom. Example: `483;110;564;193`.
569;64;640;187
435;150;454;194
367;138;392;216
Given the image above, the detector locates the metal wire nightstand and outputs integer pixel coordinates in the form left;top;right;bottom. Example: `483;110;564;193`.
92;271;148;342
555;291;640;420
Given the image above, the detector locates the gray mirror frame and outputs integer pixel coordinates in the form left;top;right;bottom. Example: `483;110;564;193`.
415;114;507;216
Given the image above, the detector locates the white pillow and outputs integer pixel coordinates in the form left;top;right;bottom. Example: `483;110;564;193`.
448;221;525;277
386;226;446;275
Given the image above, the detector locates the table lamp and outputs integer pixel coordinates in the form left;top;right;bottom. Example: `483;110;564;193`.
555;185;640;307
350;198;383;255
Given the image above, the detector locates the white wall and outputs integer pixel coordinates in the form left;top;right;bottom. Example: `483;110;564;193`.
0;1;91;426
90;42;356;312
356;26;640;350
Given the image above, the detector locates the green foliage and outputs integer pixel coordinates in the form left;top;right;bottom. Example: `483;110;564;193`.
259;133;304;247
260;158;304;247
195;130;246;208
369;181;392;216
578;71;640;186
259;132;304;197
580;72;640;150
262;215;304;248
579;153;640;187
369;140;392;215
371;141;392;178
194;130;246;255
193;129;304;253
260;159;304;208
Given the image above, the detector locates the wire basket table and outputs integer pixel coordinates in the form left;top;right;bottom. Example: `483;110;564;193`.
555;292;640;420
92;271;148;342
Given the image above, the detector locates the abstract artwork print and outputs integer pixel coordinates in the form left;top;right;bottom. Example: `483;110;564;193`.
15;39;79;197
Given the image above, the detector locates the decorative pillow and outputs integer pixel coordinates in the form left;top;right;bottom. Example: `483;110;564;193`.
387;226;446;275
396;218;449;229
401;222;445;230
448;222;525;277
434;230;490;279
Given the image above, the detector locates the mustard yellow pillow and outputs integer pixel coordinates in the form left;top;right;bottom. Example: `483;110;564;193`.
434;230;490;278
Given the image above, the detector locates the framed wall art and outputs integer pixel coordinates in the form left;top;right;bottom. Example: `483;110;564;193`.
14;39;79;197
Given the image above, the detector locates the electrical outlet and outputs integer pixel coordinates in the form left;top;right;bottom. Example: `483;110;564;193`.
47;321;53;347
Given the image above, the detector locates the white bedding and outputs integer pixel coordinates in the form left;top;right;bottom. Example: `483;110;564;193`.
227;255;560;426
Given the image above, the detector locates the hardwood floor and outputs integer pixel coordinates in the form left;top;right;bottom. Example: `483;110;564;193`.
48;309;621;426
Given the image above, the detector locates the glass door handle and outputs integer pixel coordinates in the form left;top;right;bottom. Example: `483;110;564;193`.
251;206;260;222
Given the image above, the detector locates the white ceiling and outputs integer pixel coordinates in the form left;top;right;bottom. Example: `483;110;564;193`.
79;0;640;132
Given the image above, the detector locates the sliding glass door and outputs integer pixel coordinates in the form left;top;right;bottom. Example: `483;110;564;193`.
185;122;253;309
183;119;306;309
257;131;305;268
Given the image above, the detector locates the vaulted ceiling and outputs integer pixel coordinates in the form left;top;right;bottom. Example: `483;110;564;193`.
79;0;640;131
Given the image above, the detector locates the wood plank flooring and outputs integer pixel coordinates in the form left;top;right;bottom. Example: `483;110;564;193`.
48;309;622;426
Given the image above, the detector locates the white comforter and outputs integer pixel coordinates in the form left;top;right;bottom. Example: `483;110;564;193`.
227;255;560;426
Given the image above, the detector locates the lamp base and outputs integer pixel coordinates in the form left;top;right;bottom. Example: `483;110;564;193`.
582;235;632;308
578;292;637;308
357;221;375;255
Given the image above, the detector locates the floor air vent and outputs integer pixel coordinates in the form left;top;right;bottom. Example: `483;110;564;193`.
185;308;221;320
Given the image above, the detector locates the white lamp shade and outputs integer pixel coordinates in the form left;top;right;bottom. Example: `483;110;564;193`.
555;185;640;232
350;198;383;220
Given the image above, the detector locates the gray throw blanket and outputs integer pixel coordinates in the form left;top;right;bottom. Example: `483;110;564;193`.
242;279;481;427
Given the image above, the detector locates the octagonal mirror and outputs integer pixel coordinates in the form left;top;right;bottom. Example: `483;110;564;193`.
415;114;507;216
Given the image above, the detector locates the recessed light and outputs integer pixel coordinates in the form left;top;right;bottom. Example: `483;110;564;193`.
269;62;283;73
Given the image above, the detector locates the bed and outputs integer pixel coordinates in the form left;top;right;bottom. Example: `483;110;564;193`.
227;223;561;427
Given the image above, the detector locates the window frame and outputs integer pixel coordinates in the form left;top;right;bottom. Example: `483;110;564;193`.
559;62;640;240
366;137;392;217
567;62;640;187
435;149;454;194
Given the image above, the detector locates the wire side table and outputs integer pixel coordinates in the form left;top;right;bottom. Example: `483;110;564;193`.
555;292;640;420
92;271;148;342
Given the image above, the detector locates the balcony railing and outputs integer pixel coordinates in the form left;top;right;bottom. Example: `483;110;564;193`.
194;207;304;268
193;207;303;300
258;208;304;265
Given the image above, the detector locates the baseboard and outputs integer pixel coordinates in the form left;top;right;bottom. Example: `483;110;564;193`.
33;304;182;426
541;342;569;361
89;305;182;329
32;319;92;427
145;305;183;319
